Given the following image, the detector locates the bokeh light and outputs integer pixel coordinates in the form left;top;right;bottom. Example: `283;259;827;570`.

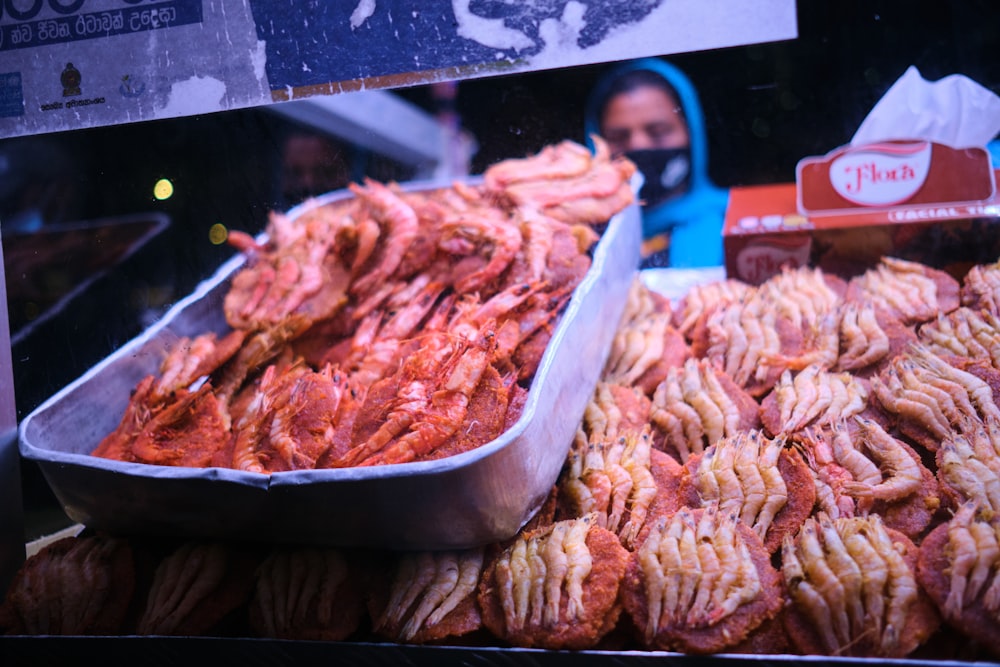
209;223;228;245
153;178;174;200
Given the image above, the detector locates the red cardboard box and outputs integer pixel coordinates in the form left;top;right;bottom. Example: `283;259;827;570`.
723;141;1000;284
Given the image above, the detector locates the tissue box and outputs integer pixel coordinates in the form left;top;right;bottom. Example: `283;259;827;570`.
723;141;1000;284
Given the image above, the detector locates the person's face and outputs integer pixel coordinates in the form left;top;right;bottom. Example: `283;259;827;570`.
600;85;690;156
281;134;350;203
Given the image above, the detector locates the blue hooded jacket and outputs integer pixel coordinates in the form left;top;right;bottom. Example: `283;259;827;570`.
584;58;729;268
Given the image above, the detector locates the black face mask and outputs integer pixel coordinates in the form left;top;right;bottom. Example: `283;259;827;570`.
625;147;692;209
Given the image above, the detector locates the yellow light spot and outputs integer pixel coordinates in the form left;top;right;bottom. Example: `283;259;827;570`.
209;223;228;245
153;178;174;200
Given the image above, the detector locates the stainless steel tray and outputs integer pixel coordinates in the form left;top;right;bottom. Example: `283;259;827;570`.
18;185;642;551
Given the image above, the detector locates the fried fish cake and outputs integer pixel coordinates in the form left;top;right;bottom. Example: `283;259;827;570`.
248;545;366;641
0;534;135;636
478;514;628;650
619;504;784;654
556;427;683;550
368;548;485;645
137;540;260;636
649;357;760;464
916;502;1000;658
790;419;939;540
846;256;960;326
781;513;939;658
678;430;815;554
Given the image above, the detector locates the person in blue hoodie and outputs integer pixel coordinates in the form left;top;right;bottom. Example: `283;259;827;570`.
584;58;729;268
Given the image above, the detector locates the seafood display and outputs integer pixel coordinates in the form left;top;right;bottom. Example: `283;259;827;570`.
615;256;1000;658
88;138;636;472
11;220;1000;662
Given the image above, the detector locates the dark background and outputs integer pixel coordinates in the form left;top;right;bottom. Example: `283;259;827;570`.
434;2;1000;182
2;1;1000;534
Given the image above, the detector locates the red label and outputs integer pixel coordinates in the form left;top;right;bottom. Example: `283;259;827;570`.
734;239;811;284
796;141;995;216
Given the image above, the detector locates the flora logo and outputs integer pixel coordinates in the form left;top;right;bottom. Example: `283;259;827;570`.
829;141;931;207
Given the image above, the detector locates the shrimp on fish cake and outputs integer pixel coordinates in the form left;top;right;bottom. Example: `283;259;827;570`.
577;381;652;444
619;504;784;654
347;179;420;298
438;205;522;296
556;426;683;550
420;364;519;462
961;259;1000;318
944;353;1000;418
91;330;246;466
755;266;847;373
781;513;939;658
758;266;847;330
758;364;873;436
648;357;761;464
788;419;938;540
531;163;638;226
0;533;136;636
842;417;940;539
917;307;1000;371
333;317;501;467
602;277;691;396
493;137;638;227
935;418;1000;517
671;278;754;342
223;210;353;360
230;362;357;473
916;501;1000;659
688;292;805;399
845;256;960;326
870;344;1000;454
482;139;593;192
137;540;261;637
678;430;816;554
835;301;916;378
367;548;486;645
93;376;233;468
248;545;367;641
478;514;629;650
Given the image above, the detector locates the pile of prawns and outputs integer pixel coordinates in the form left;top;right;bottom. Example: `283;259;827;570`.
92;138;637;472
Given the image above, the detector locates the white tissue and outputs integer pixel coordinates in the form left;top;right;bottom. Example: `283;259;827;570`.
851;66;1000;149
